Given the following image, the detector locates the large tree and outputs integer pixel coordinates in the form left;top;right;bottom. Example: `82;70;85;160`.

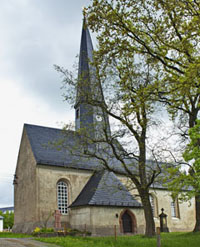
86;0;200;231
58;58;162;237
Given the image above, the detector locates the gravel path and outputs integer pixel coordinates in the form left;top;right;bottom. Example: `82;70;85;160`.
0;238;60;247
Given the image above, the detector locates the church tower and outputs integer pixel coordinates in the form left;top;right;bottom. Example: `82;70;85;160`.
74;16;110;140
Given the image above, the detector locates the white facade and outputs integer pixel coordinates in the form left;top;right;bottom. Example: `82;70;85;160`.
0;216;4;232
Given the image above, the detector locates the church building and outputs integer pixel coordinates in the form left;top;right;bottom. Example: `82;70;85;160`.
13;17;196;235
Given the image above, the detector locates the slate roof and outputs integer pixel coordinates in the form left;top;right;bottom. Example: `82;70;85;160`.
70;171;142;208
24;124;170;189
24;123;137;174
25;123;101;171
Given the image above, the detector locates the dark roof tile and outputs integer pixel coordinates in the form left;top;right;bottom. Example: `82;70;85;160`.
25;124;102;171
70;171;142;208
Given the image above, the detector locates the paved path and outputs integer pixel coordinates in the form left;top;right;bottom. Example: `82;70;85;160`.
0;238;60;247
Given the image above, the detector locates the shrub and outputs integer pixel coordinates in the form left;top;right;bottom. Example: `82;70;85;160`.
0;211;14;229
40;228;54;233
32;227;54;236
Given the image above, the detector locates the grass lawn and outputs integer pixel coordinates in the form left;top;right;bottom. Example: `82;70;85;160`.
0;232;32;238
35;232;200;247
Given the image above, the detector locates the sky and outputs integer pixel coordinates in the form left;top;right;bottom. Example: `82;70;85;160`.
0;0;92;208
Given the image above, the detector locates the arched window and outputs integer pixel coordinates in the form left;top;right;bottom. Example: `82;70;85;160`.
57;181;68;214
171;198;180;218
149;194;158;217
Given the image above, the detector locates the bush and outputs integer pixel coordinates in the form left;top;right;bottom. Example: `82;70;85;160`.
32;227;54;236
0;211;14;229
40;228;54;233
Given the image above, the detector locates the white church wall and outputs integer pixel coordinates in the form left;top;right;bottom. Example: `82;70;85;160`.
13;130;37;233
70;206;145;236
36;165;92;228
90;206;145;235
118;175;195;232
150;189;195;232
70;207;91;230
0;217;3;232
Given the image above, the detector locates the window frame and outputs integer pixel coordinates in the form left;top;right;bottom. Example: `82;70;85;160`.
149;194;158;218
171;198;180;219
57;180;68;215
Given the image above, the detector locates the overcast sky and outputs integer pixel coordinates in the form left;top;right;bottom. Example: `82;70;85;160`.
0;0;92;208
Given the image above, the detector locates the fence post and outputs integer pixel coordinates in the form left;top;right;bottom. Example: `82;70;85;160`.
156;227;161;247
114;225;117;241
83;224;87;237
64;223;67;235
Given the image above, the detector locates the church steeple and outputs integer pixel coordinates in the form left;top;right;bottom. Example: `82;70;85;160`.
74;14;110;139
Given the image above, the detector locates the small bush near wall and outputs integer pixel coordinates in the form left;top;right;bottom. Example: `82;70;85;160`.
32;227;91;237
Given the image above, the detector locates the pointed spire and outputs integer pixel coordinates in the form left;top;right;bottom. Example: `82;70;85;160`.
75;12;104;107
74;13;111;138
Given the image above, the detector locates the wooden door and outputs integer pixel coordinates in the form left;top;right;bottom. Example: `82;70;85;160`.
122;211;132;233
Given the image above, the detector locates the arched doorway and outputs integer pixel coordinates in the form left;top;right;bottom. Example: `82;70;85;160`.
119;209;137;234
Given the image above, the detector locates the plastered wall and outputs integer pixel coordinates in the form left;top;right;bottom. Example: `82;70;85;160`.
13;130;37;233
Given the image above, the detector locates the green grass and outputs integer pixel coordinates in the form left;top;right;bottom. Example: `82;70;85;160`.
35;232;200;247
1;232;200;246
0;232;32;238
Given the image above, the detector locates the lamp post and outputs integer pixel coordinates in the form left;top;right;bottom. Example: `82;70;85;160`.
159;208;169;232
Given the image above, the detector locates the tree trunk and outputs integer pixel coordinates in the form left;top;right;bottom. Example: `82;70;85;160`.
140;190;155;237
193;195;200;232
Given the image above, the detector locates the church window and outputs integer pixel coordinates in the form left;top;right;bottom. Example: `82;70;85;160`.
171;198;180;218
57;181;68;214
149;194;158;217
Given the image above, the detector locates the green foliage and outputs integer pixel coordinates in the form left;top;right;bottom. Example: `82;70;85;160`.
32;227;54;236
87;0;200;128
36;232;200;247
166;120;200;200
0;211;14;229
183;120;200;168
40;227;54;233
33;227;41;234
33;227;54;233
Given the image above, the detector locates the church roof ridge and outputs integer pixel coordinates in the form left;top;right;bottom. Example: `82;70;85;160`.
24;123;74;133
